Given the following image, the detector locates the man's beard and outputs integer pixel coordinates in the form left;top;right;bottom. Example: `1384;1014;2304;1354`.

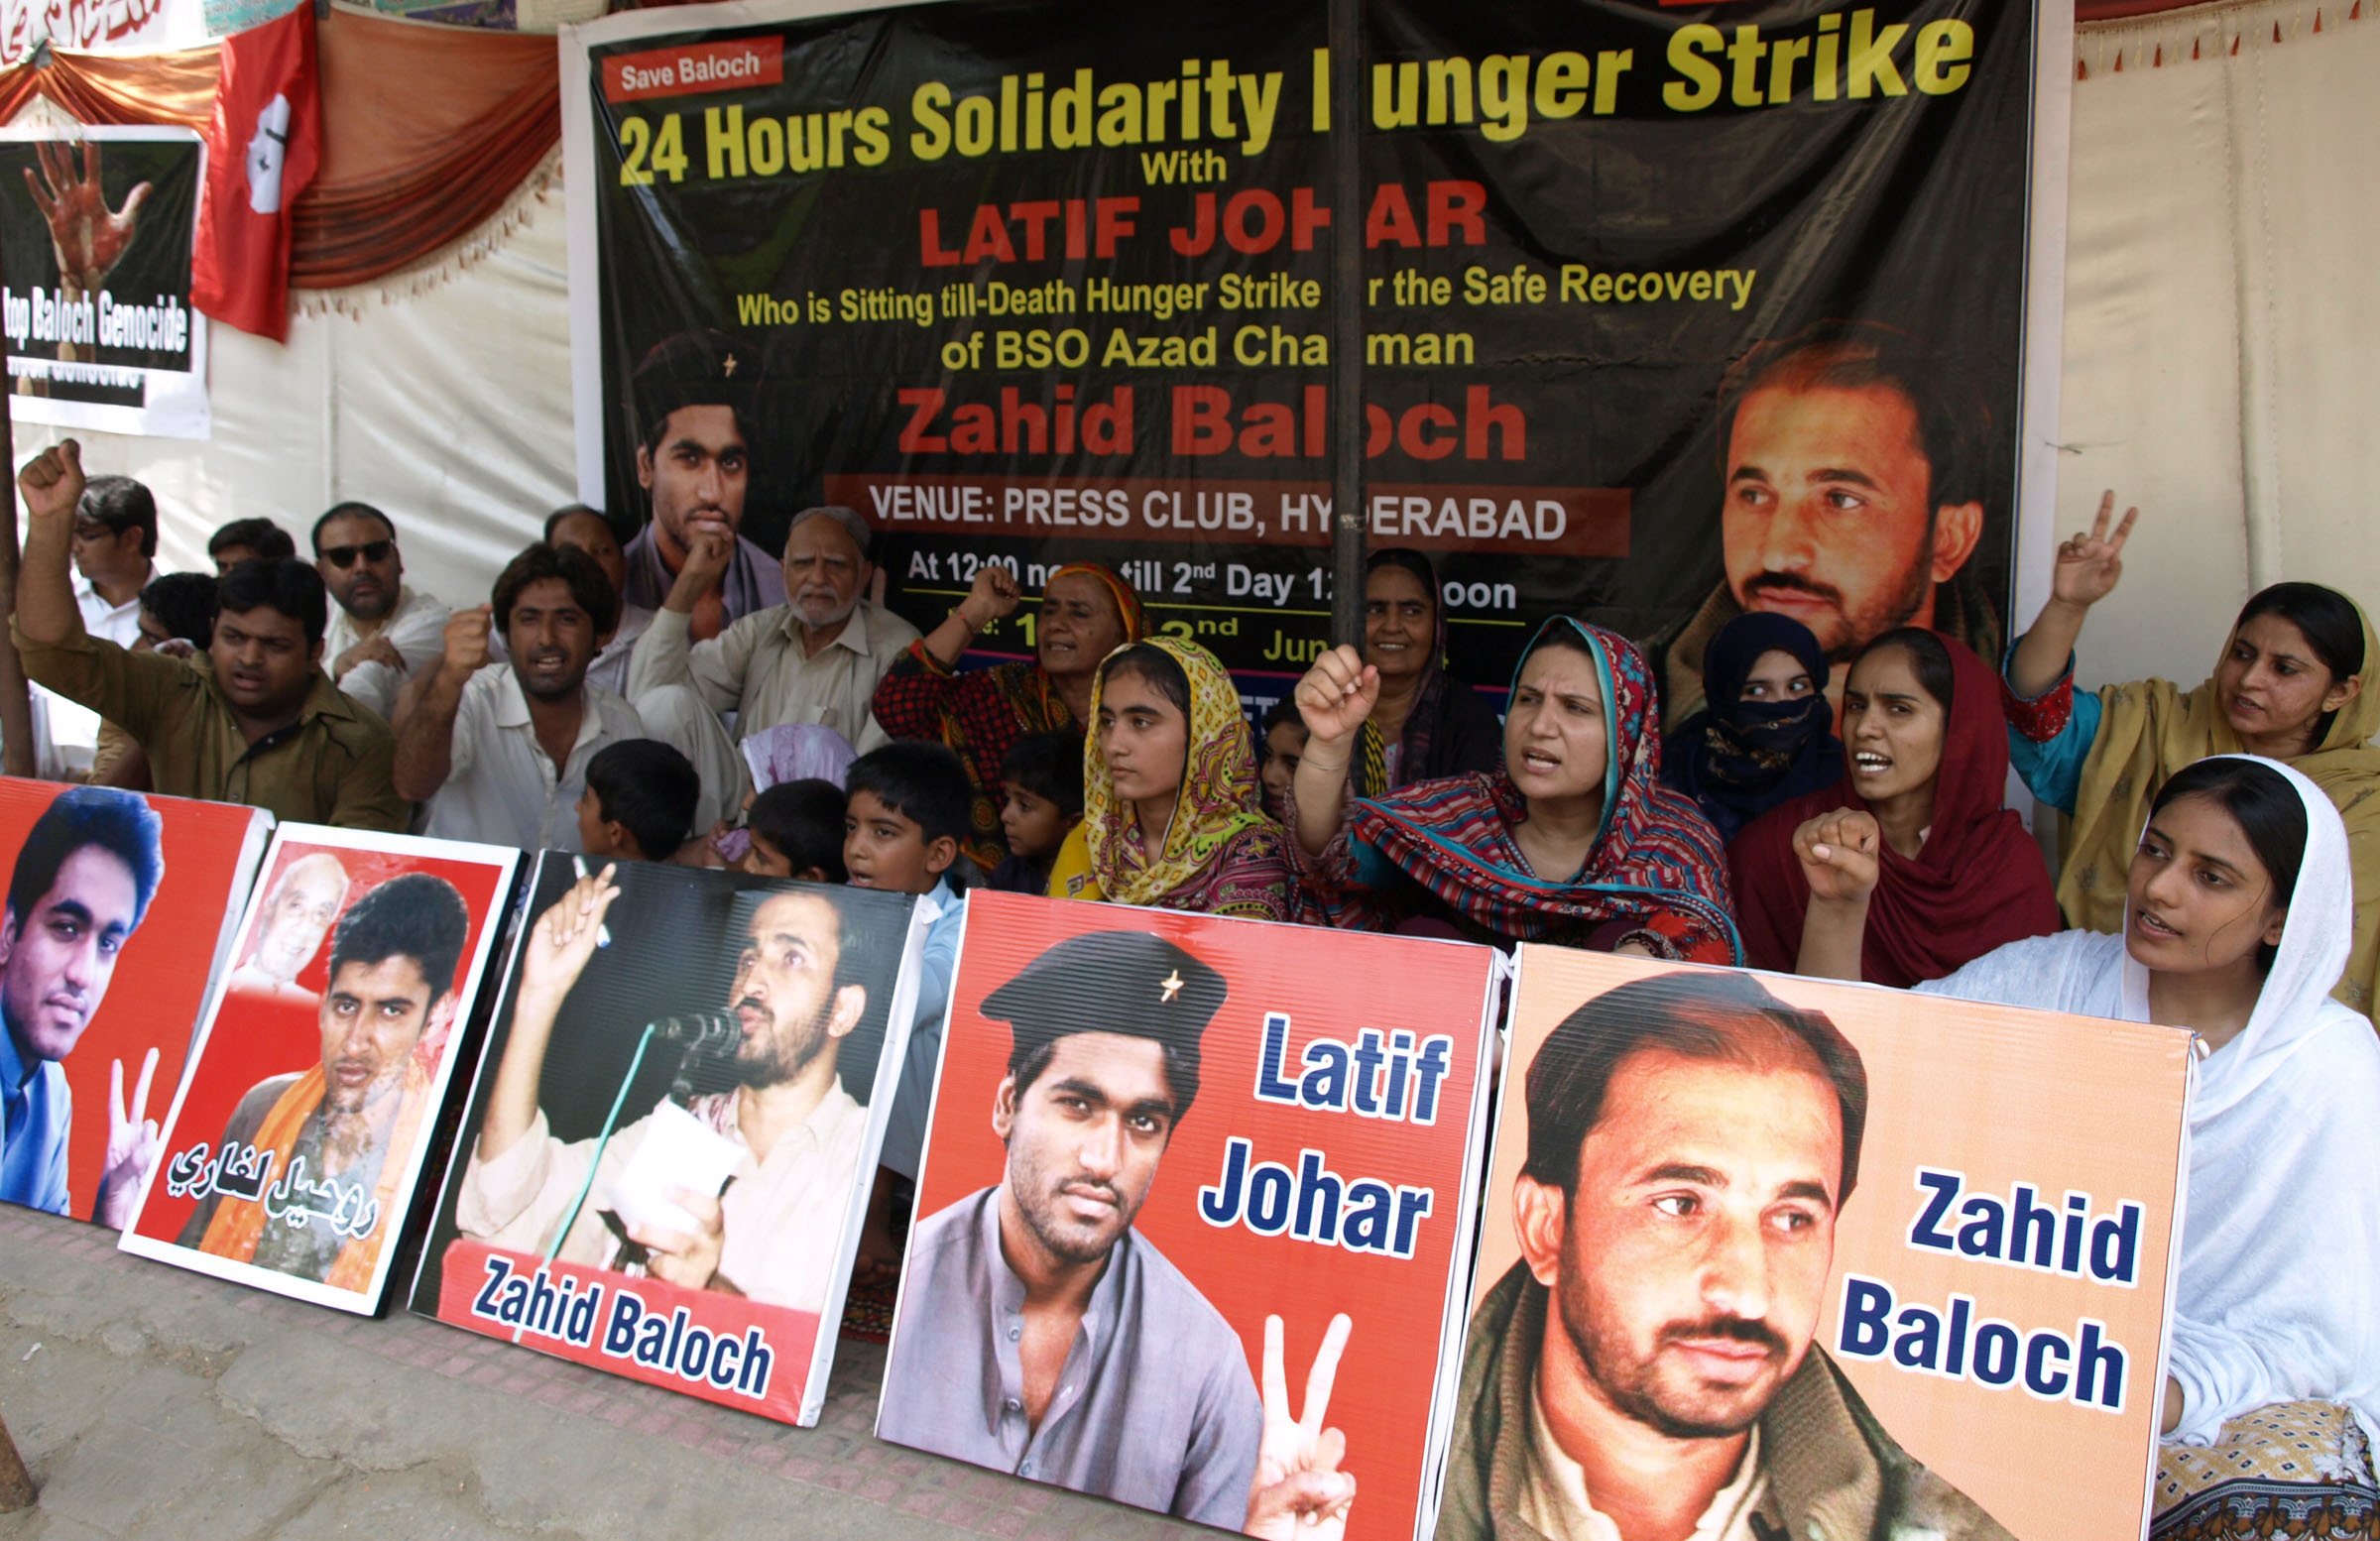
340;585;397;625
792;589;858;630
1552;1272;1796;1440
1738;533;1938;659
321;1080;402;1171
732;996;832;1089
1007;1137;1142;1266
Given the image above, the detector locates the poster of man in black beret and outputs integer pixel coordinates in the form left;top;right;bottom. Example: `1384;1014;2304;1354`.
878;890;1501;1541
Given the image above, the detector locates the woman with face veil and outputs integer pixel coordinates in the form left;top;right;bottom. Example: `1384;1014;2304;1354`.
1661;610;1842;845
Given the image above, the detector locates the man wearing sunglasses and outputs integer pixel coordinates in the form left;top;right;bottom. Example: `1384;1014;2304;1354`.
313;502;451;722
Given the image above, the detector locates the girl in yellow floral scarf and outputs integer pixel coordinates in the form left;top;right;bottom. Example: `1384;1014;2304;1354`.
1047;636;1298;922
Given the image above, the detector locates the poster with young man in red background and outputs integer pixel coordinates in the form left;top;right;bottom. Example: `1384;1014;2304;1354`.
0;777;268;1230
879;890;1501;1541
119;826;519;1314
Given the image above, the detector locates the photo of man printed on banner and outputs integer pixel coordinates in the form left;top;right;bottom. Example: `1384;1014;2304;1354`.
223;851;349;1007
437;859;905;1312
1644;320;2002;725
0;778;266;1233
173;872;470;1289
406;856;920;1424
615;328;786;631
0;785;166;1228
882;928;1360;1539
1437;968;2010;1541
119;829;517;1313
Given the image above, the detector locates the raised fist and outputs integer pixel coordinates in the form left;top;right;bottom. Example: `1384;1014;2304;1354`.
1791;808;1883;906
1292;645;1379;749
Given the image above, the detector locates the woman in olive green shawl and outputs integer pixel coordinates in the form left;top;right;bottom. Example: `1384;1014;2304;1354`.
2002;492;2380;1013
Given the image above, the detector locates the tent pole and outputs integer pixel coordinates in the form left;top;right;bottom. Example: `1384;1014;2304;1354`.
0;212;39;780
1327;0;1367;646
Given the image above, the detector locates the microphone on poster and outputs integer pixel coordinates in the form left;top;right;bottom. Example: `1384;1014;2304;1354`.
546;1009;741;1270
648;1013;737;1050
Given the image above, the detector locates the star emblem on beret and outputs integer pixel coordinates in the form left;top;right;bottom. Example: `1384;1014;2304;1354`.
1159;969;1184;1004
721;353;739;377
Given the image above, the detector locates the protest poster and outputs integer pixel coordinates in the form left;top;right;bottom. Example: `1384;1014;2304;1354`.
0;777;269;1231
560;0;2066;717
408;856;929;1427
877;890;1500;1540
0;126;209;438
117;826;521;1315
0;0;210;59
1437;949;2193;1541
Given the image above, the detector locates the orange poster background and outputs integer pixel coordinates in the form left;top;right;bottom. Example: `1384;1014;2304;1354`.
0;778;267;1227
1475;948;2193;1541
898;890;1501;1541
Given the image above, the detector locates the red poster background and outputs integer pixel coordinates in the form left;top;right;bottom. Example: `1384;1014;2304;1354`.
0;778;265;1226
129;837;510;1248
900;891;1498;1541
435;1240;820;1422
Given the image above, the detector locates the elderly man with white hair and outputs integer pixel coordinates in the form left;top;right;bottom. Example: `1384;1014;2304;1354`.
627;507;918;808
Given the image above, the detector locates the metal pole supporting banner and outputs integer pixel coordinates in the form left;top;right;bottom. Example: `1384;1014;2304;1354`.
1326;0;1367;647
0;212;40;780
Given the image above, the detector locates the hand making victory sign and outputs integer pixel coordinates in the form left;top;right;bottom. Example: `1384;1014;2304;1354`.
94;1046;162;1230
2052;490;2138;611
2009;489;2140;699
26;140;149;296
1245;1312;1357;1541
478;865;621;1164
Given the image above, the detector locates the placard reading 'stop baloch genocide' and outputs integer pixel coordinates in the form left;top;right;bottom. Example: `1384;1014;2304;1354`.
566;0;2054;709
1444;950;2192;1541
0;126;209;438
879;891;1501;1541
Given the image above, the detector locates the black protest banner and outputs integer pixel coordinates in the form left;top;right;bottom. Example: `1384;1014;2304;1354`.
0;126;208;439
563;0;2050;716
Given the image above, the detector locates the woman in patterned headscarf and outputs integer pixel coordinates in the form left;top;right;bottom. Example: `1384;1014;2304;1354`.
1285;616;1738;960
1046;636;1297;922
872;560;1143;872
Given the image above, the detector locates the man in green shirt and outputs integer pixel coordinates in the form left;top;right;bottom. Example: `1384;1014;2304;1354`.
11;441;407;832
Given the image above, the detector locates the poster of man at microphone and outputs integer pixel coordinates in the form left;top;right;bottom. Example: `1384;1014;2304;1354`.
409;855;929;1426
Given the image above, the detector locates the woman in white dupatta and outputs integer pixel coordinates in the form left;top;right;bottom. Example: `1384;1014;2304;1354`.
1793;754;2380;1450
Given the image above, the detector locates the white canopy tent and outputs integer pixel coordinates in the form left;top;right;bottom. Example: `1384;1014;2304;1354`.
11;0;2377;702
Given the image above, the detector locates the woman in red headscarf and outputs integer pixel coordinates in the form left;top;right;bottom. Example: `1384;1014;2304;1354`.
871;559;1143;871
1729;628;2059;986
